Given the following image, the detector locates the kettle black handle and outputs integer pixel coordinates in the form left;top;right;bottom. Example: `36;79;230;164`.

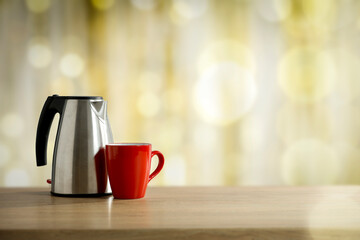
35;95;66;166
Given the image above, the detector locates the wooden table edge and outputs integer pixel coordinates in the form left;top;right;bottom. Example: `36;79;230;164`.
1;228;360;240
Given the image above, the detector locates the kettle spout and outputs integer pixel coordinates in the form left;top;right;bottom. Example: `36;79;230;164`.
90;100;107;120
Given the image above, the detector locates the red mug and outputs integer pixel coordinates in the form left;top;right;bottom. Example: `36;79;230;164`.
105;143;165;199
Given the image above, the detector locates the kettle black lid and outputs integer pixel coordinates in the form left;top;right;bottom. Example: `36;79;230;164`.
50;94;103;100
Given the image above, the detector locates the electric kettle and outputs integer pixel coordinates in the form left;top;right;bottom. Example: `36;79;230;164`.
35;95;113;196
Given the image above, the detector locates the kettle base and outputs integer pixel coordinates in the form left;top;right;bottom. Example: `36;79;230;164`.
50;191;112;198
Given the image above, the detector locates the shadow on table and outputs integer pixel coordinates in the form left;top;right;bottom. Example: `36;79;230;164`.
0;190;112;209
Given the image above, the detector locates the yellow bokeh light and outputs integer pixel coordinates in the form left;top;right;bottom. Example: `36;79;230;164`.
302;0;336;28
169;8;187;26
27;39;52;68
278;47;336;103
3;0;360;188
276;102;331;144
282;139;340;185
198;40;255;74
25;0;50;13
194;61;257;126
60;53;85;78
172;0;207;20
283;0;338;38
91;0;114;10
137;92;161;118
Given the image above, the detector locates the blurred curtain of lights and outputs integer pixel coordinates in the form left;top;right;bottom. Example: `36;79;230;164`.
0;0;360;187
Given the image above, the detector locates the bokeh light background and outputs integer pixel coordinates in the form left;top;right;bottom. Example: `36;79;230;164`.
1;0;360;187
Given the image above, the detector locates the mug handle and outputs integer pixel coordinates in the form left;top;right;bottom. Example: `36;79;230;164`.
149;151;165;182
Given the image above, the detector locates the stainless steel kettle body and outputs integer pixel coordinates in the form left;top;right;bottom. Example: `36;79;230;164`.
36;95;113;196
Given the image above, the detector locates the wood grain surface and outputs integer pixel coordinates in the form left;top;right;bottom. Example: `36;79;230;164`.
0;186;360;240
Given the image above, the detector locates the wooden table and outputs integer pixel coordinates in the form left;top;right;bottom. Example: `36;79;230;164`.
0;187;360;240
